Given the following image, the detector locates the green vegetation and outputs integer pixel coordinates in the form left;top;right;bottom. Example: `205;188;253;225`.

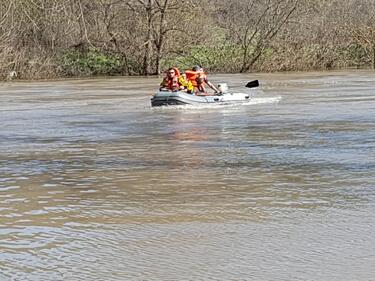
61;49;123;76
162;44;242;73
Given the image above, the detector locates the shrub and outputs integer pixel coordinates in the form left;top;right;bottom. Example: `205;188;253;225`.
60;48;123;76
161;44;242;73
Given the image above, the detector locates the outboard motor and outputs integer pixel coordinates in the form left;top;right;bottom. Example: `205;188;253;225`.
217;83;229;93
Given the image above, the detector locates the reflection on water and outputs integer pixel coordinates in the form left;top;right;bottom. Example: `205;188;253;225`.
1;71;375;280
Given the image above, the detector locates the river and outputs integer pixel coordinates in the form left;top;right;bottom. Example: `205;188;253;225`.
0;70;374;280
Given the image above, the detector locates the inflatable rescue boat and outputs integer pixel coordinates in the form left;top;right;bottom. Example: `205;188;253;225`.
151;83;251;107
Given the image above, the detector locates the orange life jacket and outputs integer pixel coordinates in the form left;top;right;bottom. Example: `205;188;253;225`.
185;70;207;91
161;67;181;90
161;76;179;90
172;67;180;77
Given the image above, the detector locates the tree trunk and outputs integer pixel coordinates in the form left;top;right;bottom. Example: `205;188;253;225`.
143;0;153;75
154;0;169;75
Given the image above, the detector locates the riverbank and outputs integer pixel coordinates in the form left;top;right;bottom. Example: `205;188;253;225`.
1;43;372;82
1;61;372;84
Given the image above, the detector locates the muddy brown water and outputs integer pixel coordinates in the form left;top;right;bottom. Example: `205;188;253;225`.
0;71;374;280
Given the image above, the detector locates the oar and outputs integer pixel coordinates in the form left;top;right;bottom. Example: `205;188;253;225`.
245;80;259;88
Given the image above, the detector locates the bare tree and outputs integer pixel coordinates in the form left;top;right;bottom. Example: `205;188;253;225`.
345;0;375;69
125;0;197;75
216;0;297;72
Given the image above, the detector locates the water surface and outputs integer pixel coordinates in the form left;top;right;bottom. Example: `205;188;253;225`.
0;71;374;280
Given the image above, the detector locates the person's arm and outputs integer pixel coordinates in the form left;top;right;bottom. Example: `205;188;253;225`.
160;78;170;91
206;80;220;93
159;79;166;90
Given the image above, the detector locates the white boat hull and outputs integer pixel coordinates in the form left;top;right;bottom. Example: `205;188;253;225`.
151;91;250;107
